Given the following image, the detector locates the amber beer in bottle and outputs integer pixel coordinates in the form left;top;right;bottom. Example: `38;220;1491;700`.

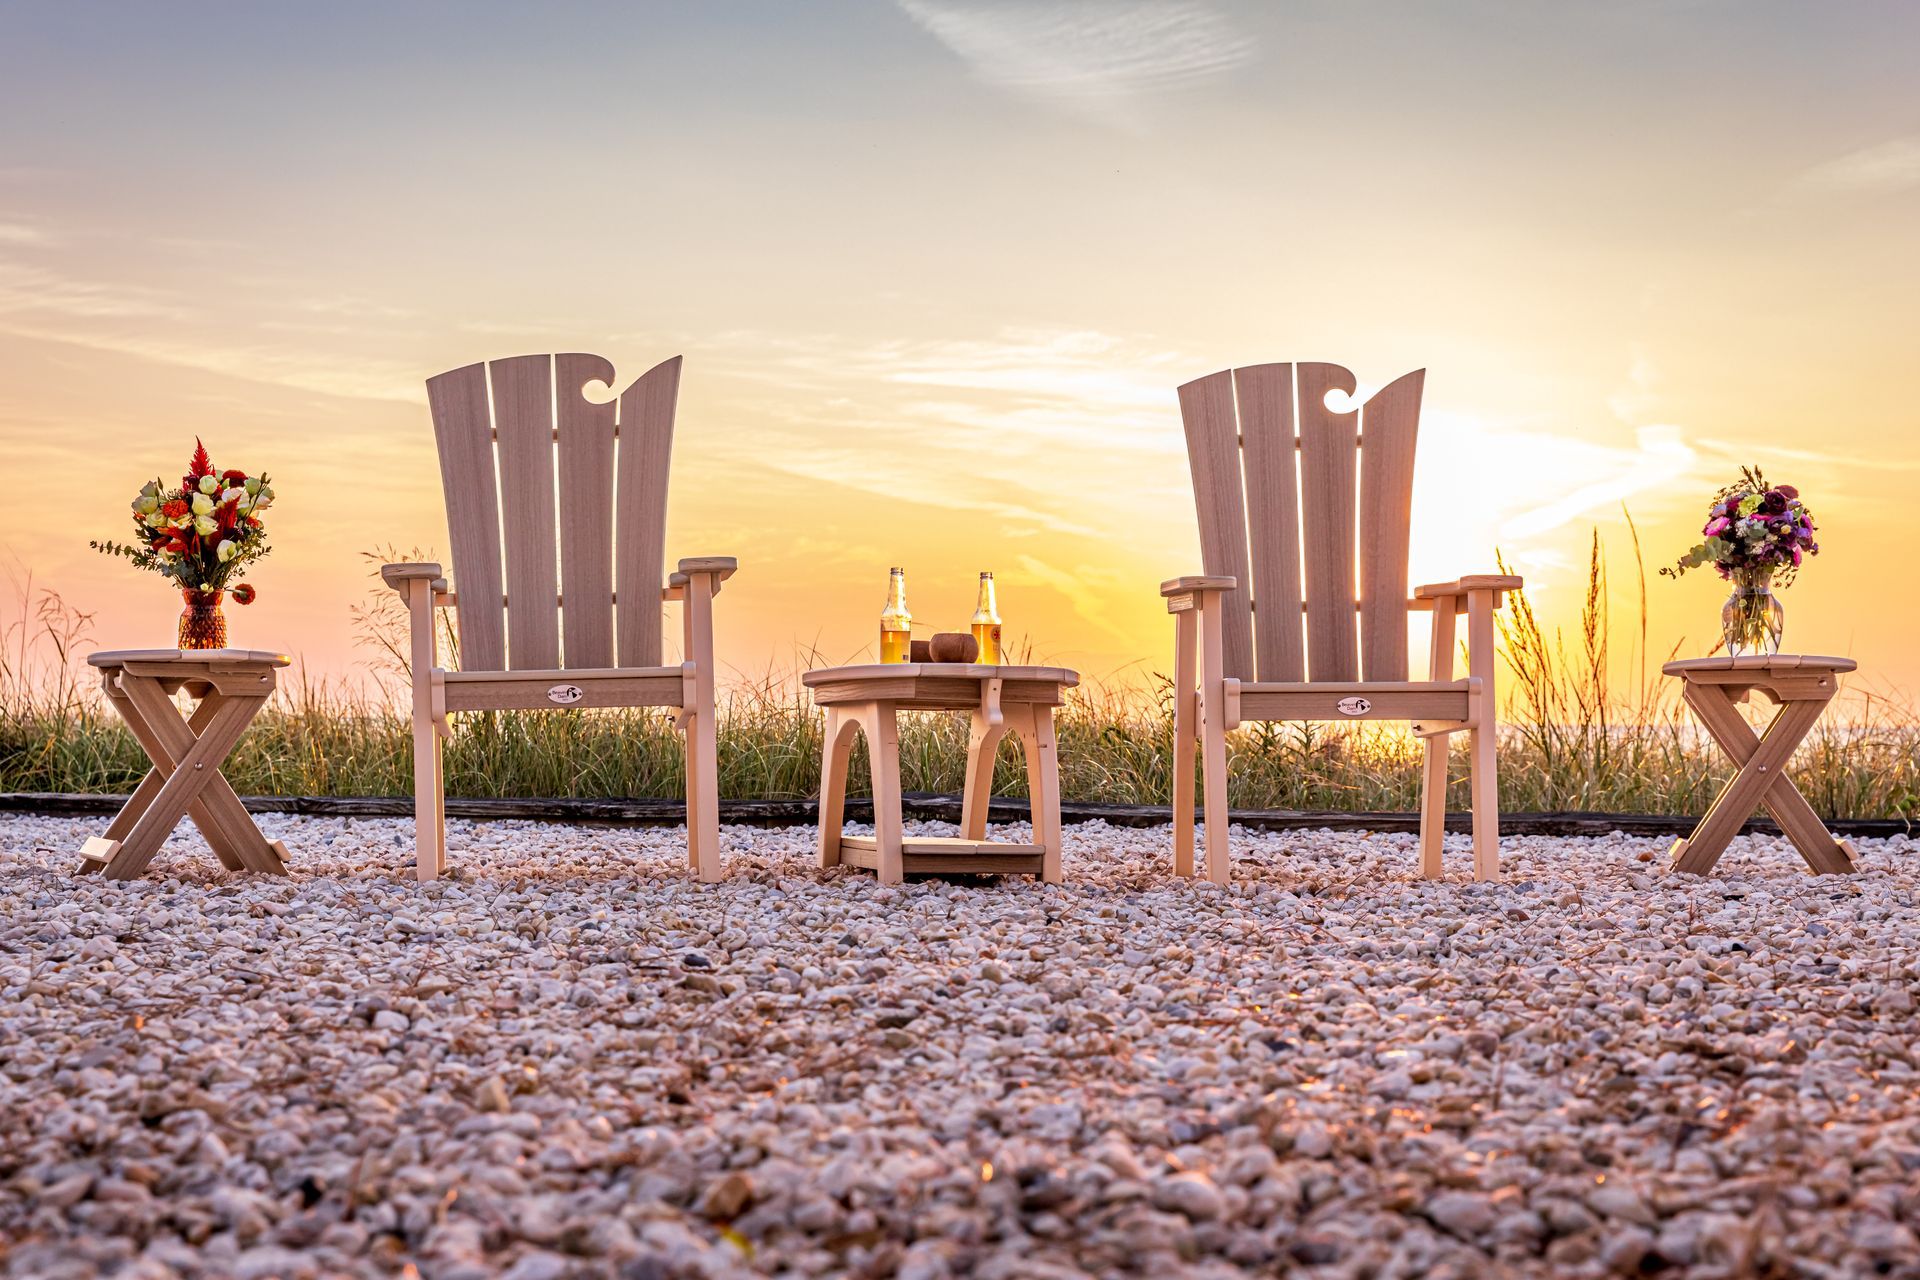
879;567;912;664
970;571;1002;664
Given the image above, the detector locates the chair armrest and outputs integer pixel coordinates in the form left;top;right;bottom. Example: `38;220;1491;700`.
381;562;446;596
665;557;739;604
1160;574;1236;598
677;556;738;583
1414;574;1522;602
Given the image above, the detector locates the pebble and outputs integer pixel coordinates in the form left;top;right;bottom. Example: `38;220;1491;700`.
1;814;1916;1277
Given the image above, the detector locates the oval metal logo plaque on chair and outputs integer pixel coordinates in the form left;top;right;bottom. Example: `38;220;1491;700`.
1336;696;1373;716
547;683;585;705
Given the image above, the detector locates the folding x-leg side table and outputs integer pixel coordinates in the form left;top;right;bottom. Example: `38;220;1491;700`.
79;649;292;879
1664;655;1858;876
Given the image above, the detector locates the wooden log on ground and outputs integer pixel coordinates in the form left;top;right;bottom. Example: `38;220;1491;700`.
1;792;1912;839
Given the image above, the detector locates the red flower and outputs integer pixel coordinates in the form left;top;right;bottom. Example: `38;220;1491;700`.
232;584;256;605
188;438;213;479
221;469;248;486
162;499;189;519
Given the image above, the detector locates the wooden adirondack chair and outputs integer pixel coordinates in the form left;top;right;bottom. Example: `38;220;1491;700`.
1164;362;1520;884
381;353;737;882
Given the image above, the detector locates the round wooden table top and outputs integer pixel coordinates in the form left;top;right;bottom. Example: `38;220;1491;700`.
89;648;292;670
803;662;1078;686
803;662;1080;709
1662;654;1856;679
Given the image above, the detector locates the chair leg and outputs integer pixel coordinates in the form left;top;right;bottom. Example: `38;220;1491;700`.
1418;733;1449;880
689;704;722;883
1465;588;1501;882
1199;697;1231;885
1171;609;1197;877
683;708;704;872
1196;598;1231;885
411;704;441;883
429;728;446;877
961;712;1008;842
1467;723;1500;881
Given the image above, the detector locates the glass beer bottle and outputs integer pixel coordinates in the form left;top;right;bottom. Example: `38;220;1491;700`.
879;567;912;664
970;571;1002;664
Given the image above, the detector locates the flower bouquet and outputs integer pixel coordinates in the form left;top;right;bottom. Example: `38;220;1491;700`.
1662;466;1817;656
92;439;274;649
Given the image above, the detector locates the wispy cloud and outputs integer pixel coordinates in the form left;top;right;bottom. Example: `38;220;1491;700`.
0;222;52;246
0;259;187;320
706;325;1199;540
1794;136;1920;195
897;0;1253;126
0;252;426;402
1495;425;1697;541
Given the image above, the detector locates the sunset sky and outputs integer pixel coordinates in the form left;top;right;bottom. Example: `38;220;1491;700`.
2;2;1916;699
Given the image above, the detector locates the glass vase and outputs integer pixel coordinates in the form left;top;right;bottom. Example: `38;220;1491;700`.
1721;571;1783;657
178;588;228;650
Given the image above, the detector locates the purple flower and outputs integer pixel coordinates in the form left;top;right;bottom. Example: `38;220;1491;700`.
1777;484;1798;499
1704;516;1731;536
1792;546;1803;566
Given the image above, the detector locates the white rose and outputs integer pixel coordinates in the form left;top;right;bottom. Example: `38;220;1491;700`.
254;484;275;508
133;492;161;514
144;512;167;529
243;477;261;495
216;539;238;562
194;514;218;537
191;492;214;516
221;486;248;507
197;475;219;494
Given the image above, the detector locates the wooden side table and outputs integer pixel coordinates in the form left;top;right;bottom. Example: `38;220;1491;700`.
79;649;292;880
803;663;1079;884
1664;655;1858;876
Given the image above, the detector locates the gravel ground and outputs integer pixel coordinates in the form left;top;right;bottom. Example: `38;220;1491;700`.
2;813;1918;1280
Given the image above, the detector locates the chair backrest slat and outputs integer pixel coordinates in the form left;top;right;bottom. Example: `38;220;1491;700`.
425;352;680;674
555;353;618;668
614;356;680;669
1357;370;1423;681
426;361;507;671
1177;361;1424;687
490;355;562;670
1177;370;1255;681
1234;363;1305;682
1297;362;1360;682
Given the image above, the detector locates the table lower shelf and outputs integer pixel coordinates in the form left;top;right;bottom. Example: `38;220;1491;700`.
838;834;1045;876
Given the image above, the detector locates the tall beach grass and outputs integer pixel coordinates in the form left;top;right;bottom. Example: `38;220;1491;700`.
4;538;1917;820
